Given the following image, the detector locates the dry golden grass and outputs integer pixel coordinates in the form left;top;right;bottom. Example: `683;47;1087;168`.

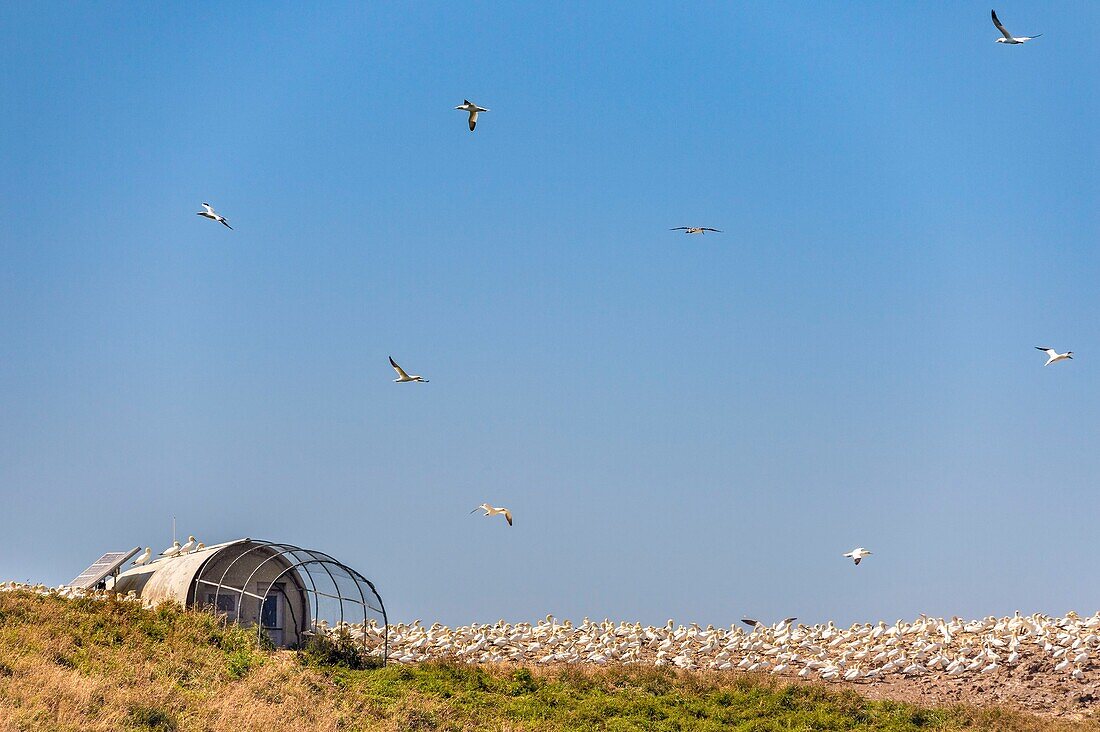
0;590;1096;731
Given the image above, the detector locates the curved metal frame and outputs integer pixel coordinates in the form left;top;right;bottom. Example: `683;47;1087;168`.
190;539;388;663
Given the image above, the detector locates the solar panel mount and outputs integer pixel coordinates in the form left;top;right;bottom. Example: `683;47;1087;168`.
68;547;142;589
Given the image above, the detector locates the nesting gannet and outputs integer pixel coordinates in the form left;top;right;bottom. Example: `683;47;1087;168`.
389;356;429;383
455;99;489;131
471;503;512;526
1035;347;1073;366
992;10;1041;44
160;541;182;559
179;536;196;554
132;547;152;566
843;547;872;565
195;542;206;551
196;202;232;229
670;227;721;235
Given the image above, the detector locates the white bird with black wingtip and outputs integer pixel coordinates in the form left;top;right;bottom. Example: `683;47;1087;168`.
471;503;512;526
992;10;1042;44
455;99;489;131
1035;347;1072;366
843;547;872;565
670;227;721;235
196;202;232;229
389;356;428;383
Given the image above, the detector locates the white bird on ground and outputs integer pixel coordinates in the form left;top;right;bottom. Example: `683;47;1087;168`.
471;503;513;526
992;10;1041;44
179;536;196;554
843;547;872;565
196;202;232;229
670;227;721;235
389;356;428;383
1035;347;1073;366
160;541;182;559
455;99;489;131
132;547;152;566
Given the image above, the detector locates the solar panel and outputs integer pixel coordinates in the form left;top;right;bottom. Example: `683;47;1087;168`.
68;548;142;589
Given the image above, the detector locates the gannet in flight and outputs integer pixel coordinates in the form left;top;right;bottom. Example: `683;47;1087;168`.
670;227;721;235
471;503;512;526
196;202;232;229
1036;347;1073;366
389;356;428;383
992;10;1041;44
160;541;182;559
455;100;489;131
179;536;196;554
843;547;872;565
741;617;797;630
132;547;152;566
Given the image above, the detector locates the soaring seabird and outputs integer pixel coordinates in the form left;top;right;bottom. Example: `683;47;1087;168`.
455;99;489;131
670;227;722;234
992;10;1041;44
1035;347;1072;366
389;356;429;383
197;202;232;229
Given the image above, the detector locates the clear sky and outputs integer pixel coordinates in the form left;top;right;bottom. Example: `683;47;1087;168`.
1;2;1099;628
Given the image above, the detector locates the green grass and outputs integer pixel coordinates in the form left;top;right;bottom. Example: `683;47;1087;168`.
0;590;1093;731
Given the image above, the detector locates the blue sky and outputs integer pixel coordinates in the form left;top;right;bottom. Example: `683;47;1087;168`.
1;2;1098;627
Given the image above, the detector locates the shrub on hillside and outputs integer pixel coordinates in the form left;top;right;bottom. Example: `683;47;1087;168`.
297;628;383;671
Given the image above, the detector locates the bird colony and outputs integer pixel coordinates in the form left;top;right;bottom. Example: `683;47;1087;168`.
331;612;1100;685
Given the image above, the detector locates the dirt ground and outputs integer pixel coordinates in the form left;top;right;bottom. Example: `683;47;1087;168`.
770;648;1099;720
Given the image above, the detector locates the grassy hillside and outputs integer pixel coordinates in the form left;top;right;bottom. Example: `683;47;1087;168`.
0;591;1094;732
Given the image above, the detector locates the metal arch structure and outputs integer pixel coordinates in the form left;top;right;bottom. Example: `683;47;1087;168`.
191;539;388;663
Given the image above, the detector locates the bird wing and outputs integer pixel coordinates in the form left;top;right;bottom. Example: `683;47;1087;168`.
782;617;798;626
991;10;1013;39
504;509;512;526
701;228;722;232
1036;347;1056;356
389;356;411;379
741;618;761;628
220;218;232;229
669;227;689;231
854;557;862;565
469;111;478;131
463;99;472;106
202;203;214;213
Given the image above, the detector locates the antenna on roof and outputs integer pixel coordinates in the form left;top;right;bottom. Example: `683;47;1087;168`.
173;516;176;544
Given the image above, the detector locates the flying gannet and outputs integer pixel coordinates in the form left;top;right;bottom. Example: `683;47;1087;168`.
992;10;1041;44
1035;347;1073;366
843;547;872;565
741;617;797;630
389;356;429;383
471;503;512;526
132;547;152;566
455;99;489;131
670;227;721;235
196;202;232;229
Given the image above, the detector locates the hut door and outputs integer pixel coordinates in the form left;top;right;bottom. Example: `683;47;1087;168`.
260;583;284;646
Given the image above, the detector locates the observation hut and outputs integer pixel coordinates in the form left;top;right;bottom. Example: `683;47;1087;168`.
106;538;386;652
